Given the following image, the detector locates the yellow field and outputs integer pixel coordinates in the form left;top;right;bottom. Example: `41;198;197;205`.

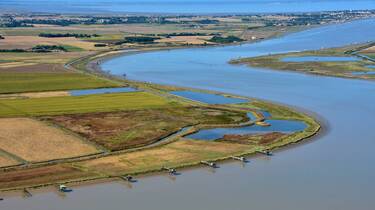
0;154;19;167
0;118;99;162
0;51;89;65
80;140;252;175
0;36;100;51
156;36;213;45
361;46;375;53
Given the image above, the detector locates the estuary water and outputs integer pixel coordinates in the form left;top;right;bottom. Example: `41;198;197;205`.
2;19;375;210
1;0;375;14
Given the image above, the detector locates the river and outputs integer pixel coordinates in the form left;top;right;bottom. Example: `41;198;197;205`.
2;19;375;210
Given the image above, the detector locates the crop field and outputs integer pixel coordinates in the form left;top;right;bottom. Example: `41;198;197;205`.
79;140;252;175
0;92;180;117
0;91;70;99
0;164;98;189
156;35;213;45
0;52;86;65
0;71;119;94
0;154;19;167
44;107;247;151
0;118;99;162
0;36;103;51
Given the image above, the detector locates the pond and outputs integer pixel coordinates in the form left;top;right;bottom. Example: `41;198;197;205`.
170;90;248;104
69;87;138;96
281;56;360;62
185;119;307;141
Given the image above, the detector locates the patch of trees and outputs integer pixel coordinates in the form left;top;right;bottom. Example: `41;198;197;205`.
209;35;244;43
31;45;67;52
194;19;219;24
157;32;220;37
39;33;100;38
21;19;76;26
0;21;33;27
0;49;27;53
116;36;161;45
0;45;67;53
94;43;107;47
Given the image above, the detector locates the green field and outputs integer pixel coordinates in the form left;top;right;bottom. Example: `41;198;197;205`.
0;72;119;94
0;92;179;117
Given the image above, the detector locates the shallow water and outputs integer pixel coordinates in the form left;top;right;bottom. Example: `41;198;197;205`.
281;56;360;62
170;90;248;104
186;119;306;141
3;19;375;210
69;87;137;96
2;0;375;14
352;71;375;76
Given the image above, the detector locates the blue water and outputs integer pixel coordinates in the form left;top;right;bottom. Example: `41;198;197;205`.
366;65;375;68
1;0;375;14
69;87;137;96
170;90;248;104
260;111;271;119
282;56;360;62
186;119;307;140
351;71;375;76
247;112;257;120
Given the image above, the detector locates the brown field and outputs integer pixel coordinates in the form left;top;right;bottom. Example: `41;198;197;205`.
0;51;90;66
80;140;251;175
219;132;287;145
156;36;213;45
0;91;70;99
360;46;375;53
0;164;98;189
0;36;99;50
0;118;99;162
0;63;67;73
44;107;247;151
0;154;19;167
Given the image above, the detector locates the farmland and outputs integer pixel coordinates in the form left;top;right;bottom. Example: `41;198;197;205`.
0;71;119;94
0;92;178;117
0;118;99;162
79;140;252;176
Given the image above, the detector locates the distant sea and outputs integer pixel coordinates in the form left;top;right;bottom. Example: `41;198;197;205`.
1;0;375;14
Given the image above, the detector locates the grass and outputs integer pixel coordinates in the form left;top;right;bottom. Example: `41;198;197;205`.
0;92;180;117
0;72;120;94
230;44;375;80
44;107;247;151
61;44;85;52
79;140;252;176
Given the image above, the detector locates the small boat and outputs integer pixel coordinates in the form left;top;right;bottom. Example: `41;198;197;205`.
59;184;72;192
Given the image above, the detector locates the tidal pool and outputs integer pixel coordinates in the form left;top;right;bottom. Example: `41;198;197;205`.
186;119;307;141
69;87;138;96
281;56;360;62
170;90;248;104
